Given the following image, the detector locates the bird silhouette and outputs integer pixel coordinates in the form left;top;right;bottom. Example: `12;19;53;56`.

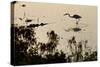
21;4;26;7
64;13;82;26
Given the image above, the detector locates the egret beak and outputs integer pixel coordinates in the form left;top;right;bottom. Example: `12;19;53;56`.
64;13;69;16
64;14;66;16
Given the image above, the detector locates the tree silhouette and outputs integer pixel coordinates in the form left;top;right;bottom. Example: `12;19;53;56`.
46;30;60;54
12;25;38;65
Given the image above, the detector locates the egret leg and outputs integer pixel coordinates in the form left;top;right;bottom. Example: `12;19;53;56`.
76;19;80;28
76;21;78;28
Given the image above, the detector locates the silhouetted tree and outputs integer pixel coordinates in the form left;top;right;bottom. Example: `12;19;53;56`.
12;24;38;65
46;30;60;54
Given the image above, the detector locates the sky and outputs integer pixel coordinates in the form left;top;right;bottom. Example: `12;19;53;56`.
12;1;97;54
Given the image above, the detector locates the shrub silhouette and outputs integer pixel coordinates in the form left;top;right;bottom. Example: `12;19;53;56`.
11;24;97;65
46;30;60;54
67;36;97;62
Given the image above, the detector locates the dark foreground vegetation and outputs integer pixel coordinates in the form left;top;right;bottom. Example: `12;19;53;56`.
11;24;97;65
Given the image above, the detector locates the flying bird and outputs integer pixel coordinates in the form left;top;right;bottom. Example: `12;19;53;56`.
64;13;82;26
22;4;26;7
